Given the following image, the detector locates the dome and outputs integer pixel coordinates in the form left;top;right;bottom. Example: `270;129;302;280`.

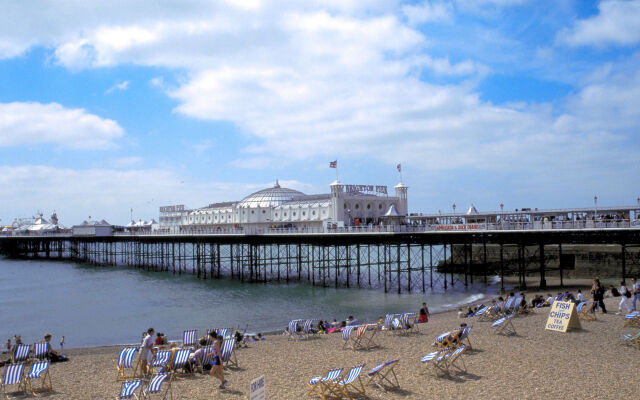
238;180;305;208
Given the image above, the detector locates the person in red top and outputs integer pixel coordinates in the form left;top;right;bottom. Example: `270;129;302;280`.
419;302;429;323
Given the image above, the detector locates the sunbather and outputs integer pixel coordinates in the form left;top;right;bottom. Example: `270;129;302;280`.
44;334;68;363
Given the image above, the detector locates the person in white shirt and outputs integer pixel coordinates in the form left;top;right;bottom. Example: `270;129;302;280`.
576;290;584;302
140;327;154;375
618;282;632;314
631;277;640;311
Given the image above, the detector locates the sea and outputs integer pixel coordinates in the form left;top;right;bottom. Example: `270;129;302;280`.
0;257;501;348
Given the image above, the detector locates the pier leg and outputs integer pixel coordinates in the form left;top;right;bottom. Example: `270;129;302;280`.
539;243;547;290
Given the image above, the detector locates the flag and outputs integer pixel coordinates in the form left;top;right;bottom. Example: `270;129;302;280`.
329;160;337;168
397;163;401;172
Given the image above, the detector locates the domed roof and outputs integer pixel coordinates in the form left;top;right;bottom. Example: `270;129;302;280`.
238;180;305;208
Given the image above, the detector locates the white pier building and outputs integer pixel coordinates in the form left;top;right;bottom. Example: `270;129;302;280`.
158;180;408;233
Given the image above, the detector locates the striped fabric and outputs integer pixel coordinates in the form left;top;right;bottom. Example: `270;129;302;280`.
492;317;508;327
368;360;397;376
421;350;440;363
342;326;356;341
198;345;215;368
303;319;315;334
183;330;197;347
2;363;24;385
13;344;31;362
459;326;472;341
287;320;298;336
152;350;170;368
401;313;416;328
216;328;231;339
148;373;169;394
445;345;466;360
576;302;588;312
119;379;142;399
172;349;191;370
503;297;514;311
624;311;639;320
513;297;522;310
309;368;342;385
33;342;49;360
27;361;49;379
435;331;450;343
474;306;487;316
382;314;395;330
221;338;236;362
122;348;138;368
339;364;364;385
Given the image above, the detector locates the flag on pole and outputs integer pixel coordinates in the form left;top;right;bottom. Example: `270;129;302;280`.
397;163;401;172
329;160;337;168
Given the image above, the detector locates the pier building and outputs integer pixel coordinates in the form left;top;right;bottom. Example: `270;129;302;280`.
157;180;408;233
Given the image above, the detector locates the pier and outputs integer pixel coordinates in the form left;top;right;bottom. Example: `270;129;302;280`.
2;228;640;293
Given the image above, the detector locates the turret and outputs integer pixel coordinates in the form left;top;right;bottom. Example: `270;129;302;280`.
330;180;344;223
394;182;409;216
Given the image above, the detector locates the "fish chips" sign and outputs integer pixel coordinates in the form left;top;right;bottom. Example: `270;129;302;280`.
545;301;581;332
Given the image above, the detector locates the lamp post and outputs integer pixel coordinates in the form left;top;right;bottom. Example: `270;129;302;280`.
593;195;598;219
452;203;456;214
500;203;504;212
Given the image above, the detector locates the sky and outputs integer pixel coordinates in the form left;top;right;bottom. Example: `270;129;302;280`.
0;0;639;226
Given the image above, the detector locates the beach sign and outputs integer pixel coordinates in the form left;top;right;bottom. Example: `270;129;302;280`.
545;301;581;332
249;375;265;400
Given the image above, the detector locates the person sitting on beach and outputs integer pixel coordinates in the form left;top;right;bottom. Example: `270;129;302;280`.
610;286;620;297
154;332;166;346
140;328;155;375
419;302;429;323
543;294;554;306
188;339;211;371
44;334;68;363
576;290;584;302
346;316;359;326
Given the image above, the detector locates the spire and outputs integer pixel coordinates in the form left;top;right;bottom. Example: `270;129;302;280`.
274;179;281;188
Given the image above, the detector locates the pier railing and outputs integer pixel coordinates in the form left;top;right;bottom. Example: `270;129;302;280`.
2;219;639;237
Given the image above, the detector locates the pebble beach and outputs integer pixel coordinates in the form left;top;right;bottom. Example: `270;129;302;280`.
2;294;638;400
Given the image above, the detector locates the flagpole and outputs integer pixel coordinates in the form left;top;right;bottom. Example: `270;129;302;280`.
336;165;339;182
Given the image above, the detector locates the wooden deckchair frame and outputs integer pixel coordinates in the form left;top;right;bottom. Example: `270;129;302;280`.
116;347;140;382
337;364;366;400
420;348;452;377
24;361;53;395
144;372;173;400
1;362;26;400
306;368;343;400
577;302;597;322
367;360;400;392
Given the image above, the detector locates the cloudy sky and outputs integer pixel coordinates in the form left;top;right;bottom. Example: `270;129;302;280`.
1;0;639;225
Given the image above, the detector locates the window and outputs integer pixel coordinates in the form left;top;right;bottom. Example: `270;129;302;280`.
302;211;306;216
379;204;383;209
344;203;347;208
293;212;297;216
262;210;266;214
284;212;288;217
355;204;359;209
275;213;279;217
251;210;255;214
367;204;371;209
312;211;316;216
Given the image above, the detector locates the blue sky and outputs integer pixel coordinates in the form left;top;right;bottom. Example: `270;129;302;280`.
0;0;639;225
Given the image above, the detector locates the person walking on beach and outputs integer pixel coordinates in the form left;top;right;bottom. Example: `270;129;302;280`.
140;328;154;376
618;281;632;314
631;277;640;311
419;302;429;323
208;331;227;389
591;278;607;313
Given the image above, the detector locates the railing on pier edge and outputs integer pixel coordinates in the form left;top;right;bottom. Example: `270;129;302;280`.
1;219;639;238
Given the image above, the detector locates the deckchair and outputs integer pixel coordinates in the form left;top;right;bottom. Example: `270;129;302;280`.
622;331;640;350
24;360;52;395
117;379;143;400
1;363;25;399
143;373;173;400
480;302;502;321
194;345;215;374
221;337;238;368
420;348;451;377
302;319;318;338
336;364;366;400
474;306;488;319
150;350;171;375
492;315;517;336
443;345;467;374
182;330;197;348
168;348;192;377
116;347;139;381
396;313;418;335
501;297;515;316
216;328;232;340
623;311;640;328
457;326;473;349
367;360;399;391
341;326;358;350
433;331;452;350
306;367;343;400
356;324;379;350
10;344;31;364
381;314;397;333
511;297;523;315
32;342;49;361
576;302;597;322
287;320;302;340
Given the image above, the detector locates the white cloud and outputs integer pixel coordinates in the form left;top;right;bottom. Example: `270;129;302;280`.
559;0;640;47
0;165;313;225
402;2;453;25
111;156;142;167
0;102;123;149
105;80;130;94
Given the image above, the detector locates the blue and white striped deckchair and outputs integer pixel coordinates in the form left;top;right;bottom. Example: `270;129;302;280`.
367;360;399;391
216;328;232;340
150;350;170;375
117;379;143;400
33;342;49;360
306;367;343;400
287;320;303;340
11;343;31;363
443;345;467;374
396;313;418;334
170;348;192;376
502;297;515;315
458;326;473;349
420;348;451;377
116;347;139;381
512;297;523;314
433;331;452;349
492;315;517;336
182;330;197;348
621;331;640;350
302;319;317;338
381;314;397;333
336;364;366;399
474;306;488;319
195;345;215;374
144;373;172;400
624;311;640;328
341;326;358;350
24;360;52;395
221;337;238;368
1;363;25;398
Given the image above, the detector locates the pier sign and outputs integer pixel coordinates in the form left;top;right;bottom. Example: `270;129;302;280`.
249;375;265;400
545;301;581;332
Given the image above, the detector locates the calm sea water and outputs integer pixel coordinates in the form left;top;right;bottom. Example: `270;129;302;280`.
0;258;499;348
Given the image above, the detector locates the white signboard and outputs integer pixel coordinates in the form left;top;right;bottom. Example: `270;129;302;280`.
545;301;581;332
249;375;265;400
